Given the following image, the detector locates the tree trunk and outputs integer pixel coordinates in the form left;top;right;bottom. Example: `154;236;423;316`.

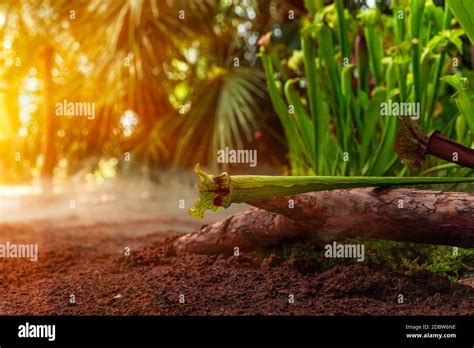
174;188;474;254
174;208;302;255
40;45;56;181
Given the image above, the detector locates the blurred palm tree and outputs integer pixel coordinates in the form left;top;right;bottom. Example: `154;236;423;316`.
172;33;265;166
0;0;270;182
0;0;78;180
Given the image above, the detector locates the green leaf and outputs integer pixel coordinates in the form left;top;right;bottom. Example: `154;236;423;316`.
440;74;468;90
447;0;474;43
410;0;426;39
360;87;386;163
441;75;474;134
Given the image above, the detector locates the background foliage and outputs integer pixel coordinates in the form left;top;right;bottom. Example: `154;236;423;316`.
262;0;474;179
0;0;286;183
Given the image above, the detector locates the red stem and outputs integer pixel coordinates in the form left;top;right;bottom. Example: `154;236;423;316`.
425;131;474;169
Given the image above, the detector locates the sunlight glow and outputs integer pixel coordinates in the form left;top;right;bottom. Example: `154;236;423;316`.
78;54;94;75
25;77;39;92
16;73;41;137
120;110;139;137
0;185;42;197
367;0;376;8
0;90;10;140
19;128;28;137
2;38;11;50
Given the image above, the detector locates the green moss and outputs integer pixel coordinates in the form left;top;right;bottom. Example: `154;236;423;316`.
257;239;474;282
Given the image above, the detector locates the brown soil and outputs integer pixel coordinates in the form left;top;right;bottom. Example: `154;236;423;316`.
1;220;473;315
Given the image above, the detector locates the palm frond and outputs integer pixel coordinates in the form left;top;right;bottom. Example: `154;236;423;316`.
173;36;265;166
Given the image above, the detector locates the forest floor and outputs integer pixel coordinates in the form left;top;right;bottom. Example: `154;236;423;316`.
0;177;473;315
2;220;474;315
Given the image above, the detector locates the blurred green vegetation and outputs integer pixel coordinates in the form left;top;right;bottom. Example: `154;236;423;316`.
261;0;474;181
